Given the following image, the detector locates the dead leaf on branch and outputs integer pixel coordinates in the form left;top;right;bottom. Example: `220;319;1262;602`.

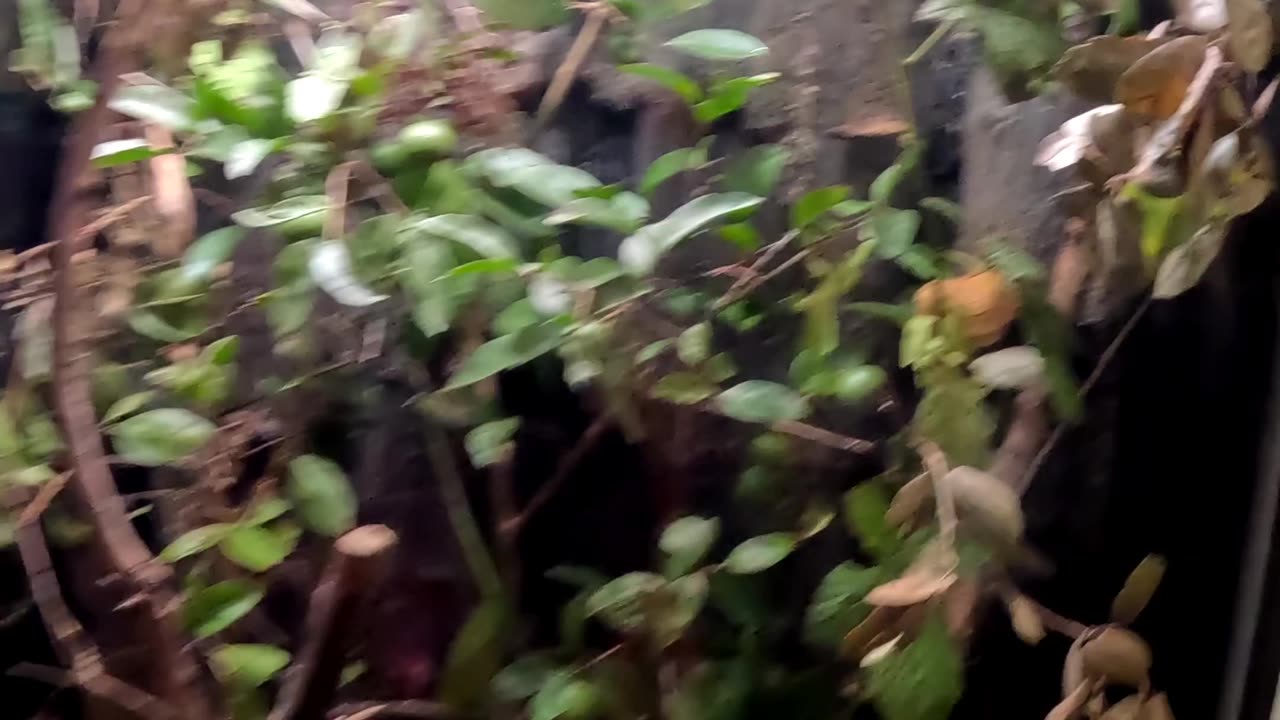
1056;35;1168;103
941;465;1025;542
1006;593;1046;645
885;472;933;530
1176;0;1229;32
1080;626;1153;688
1036;104;1135;185
914;270;1020;347
1152;223;1225;299
1115;36;1207;121
866;540;958;608
1226;0;1274;73
1045;681;1092;720
1110;554;1167;624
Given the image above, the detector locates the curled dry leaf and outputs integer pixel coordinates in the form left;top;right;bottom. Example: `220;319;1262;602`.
1055;36;1167;103
145;124;196;258
942;466;1025;541
914;270;1020;348
885;472;933;529
1176;0;1228;32
1143;693;1176;720
969;346;1046;390
1063;630;1089;698
1110;554;1167;625
1080;627;1153;687
1226;0;1273;73
865;541;958;608
1045;681;1092;720
1100;695;1144;720
1115;36;1207;121
842;605;906;662
1152;224;1226;299
1037;105;1135;186
1006;593;1046;645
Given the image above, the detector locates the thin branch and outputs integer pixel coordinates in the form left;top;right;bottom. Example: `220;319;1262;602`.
916;439;957;547
505;416;613;536
329;700;454;720
44;0;211;714
425;424;504;598
533;3;615;135
715;230;801;310
769;418;876;455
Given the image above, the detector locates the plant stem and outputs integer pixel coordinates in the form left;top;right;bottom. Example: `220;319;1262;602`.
902;20;954;67
425;424;503;598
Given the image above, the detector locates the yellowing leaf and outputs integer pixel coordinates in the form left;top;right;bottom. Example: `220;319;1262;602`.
1110;554;1167;625
1115;36;1206;120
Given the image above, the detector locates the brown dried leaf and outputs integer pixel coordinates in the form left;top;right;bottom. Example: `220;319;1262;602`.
1101;695;1144;720
1175;0;1228;32
842;605;905;661
944;577;980;640
1252;78;1279;124
942;466;1025;541
1142;693;1176;720
1115;36;1208;120
865;566;957;608
1046;681;1092;720
1110;554;1167;625
1128;46;1223;184
885;472;934;529
1056;36;1168;103
1080;627;1153;687
914;270;1020;348
1227;0;1273;73
1007;593;1046;645
1063;632;1089;698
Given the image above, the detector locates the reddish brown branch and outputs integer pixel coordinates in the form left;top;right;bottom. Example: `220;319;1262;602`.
44;0;212;715
506;416;613;536
268;525;398;720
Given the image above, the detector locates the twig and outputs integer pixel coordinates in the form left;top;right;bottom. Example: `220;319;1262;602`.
324;162;357;242
505;416;613;536
424;424;504;598
8;662;175;720
2;489;175;720
902;20;954;66
769;418;876;455
533;3;615;135
916;439;957;547
328;700;454;719
44;0;212;714
715;230;800;310
1018;296;1151;490
74;196;152;243
268;526;398;720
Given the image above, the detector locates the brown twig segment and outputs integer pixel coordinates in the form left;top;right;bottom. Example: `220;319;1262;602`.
268;525;399;720
44;0;213;715
328;700;454;719
2;487;176;720
533;3;616;135
506;416;613;537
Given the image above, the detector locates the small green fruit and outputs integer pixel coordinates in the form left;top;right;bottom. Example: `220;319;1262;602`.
834;365;887;403
398;119;459;158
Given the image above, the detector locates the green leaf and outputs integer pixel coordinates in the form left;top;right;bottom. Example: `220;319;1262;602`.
444;320;567;391
869;208;921;259
791;186;851;231
91;139;164;168
493;655;560;702
287;455;357;536
108;84;196;131
866;613;963;720
796;240;879;356
843;482;898;561
637;339;673;364
474;0;567;29
921;197;962;225
618;64;703;105
465;418;521;468
108;409;216;467
211;644;291;689
870;142;921;205
160;523;233;562
544;196;649;234
242;498;292;526
693;73;779;124
308;240;389;307
286;74;349;124
804;561;880;649
402;214;520;260
203;336;240;366
620;193;764;275
969;6;1065;93
848;301;915;325
665;30;770;61
586;572;666;632
719;222;761;251
225;139;277;180
640;147;705;197
723;533;796;574
439;598;508;709
653;573;709;647
677;323;712;366
660;516;720;577
652;372;719;405
219;524;298;572
531;673;602;720
232;195;327;229
900;315;938;368
914;370;995;468
184;580;264;638
715;381;808;424
723;144;788;197
183;227;245;284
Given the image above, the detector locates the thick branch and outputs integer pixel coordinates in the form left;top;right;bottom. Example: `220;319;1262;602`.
268;525;398;720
